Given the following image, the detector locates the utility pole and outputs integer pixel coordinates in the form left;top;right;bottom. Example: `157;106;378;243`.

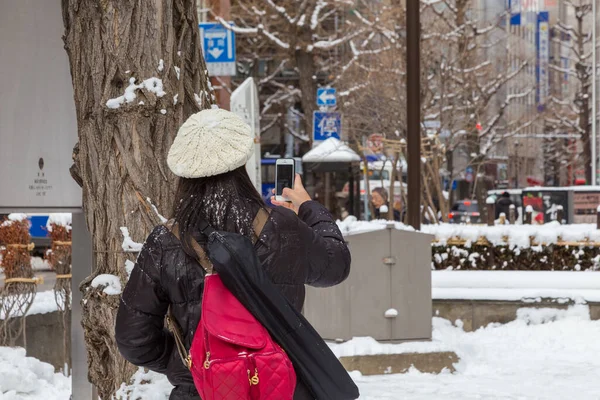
406;0;421;230
593;0;597;184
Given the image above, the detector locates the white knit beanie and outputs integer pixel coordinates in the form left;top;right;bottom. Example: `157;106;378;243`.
167;108;254;178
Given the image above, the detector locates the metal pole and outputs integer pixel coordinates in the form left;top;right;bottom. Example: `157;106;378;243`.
406;0;421;230
593;0;597;184
71;212;94;400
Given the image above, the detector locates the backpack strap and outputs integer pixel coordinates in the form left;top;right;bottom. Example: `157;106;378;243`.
167;221;213;274
252;208;270;245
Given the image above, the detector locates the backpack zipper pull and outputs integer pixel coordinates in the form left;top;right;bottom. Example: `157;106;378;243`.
204;352;211;369
248;368;259;386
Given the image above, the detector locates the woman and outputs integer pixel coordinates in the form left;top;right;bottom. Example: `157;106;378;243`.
115;109;351;400
371;187;400;221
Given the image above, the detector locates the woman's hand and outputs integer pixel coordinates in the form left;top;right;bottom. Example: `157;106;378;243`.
271;174;312;214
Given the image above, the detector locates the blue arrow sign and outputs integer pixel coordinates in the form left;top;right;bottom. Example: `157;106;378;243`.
317;88;337;106
313;111;341;142
199;22;236;76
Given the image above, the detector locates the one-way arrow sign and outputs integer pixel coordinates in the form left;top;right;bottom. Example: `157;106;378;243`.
199;22;236;76
317;88;337;107
208;48;224;59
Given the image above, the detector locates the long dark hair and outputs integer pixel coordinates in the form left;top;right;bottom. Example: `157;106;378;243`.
172;166;265;258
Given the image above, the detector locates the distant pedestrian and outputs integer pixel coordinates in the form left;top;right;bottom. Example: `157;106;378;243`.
371;187;400;221
495;192;518;220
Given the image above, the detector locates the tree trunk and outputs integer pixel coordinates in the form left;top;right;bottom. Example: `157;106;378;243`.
295;48;317;145
62;1;211;398
575;8;592;184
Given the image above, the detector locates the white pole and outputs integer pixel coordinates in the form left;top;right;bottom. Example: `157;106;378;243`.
593;0;597;185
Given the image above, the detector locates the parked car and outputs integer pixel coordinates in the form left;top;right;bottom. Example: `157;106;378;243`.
448;200;481;224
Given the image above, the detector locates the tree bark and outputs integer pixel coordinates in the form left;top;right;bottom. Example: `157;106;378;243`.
576;8;592;184
295;48;317;144
61;1;211;397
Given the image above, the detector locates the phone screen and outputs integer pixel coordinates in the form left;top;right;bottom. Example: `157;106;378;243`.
276;164;294;196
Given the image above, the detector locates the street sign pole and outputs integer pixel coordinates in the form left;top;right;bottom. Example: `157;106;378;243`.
407;0;421;230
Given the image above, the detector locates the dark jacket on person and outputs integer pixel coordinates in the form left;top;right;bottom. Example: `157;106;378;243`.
115;201;351;400
495;196;518;220
374;203;401;221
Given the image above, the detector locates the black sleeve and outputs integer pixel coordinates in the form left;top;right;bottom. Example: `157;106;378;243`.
115;225;174;374
297;201;351;287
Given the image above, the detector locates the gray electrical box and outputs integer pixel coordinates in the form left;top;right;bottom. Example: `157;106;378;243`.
304;226;433;342
0;0;81;211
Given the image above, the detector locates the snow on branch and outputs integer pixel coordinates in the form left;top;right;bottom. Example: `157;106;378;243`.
216;17;290;49
260;27;291;49
549;63;576;77
286;124;310;142
259;60;288;86
311;29;366;51
260;116;278;134
311;1;328;30
339;82;370;97
451;61;491;74
265;0;294;24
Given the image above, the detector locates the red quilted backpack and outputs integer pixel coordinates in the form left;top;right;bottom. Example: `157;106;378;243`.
167;210;297;400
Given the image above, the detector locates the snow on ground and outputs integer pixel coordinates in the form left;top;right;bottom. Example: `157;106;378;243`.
352;305;600;400
0;347;70;399
30;257;51;271
4;305;600;399
114;368;173;400
433;270;600;302
0;290;66;320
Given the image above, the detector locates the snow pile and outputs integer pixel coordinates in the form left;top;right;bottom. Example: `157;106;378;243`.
336;219;600;249
384;308;398;318
0;291;68;320
432;270;600;302
302;138;361;163
106;77;166;109
91;274;122;295
516;304;590;325
121;227;143;252
114;368;173;400
125;260;135;279
329;336;452;358
1;214;28;227
337;217;415;236
146;198;168;223
8;214;28;222
0;347;70;399
46;213;72;232
30;257;51;271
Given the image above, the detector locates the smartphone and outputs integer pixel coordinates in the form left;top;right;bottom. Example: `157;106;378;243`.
275;159;295;202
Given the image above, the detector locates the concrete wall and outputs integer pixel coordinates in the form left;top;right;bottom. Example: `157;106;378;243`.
433;299;600;332
8;311;71;371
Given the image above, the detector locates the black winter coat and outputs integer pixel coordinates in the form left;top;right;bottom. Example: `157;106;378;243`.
495;197;518;220
115;201;351;400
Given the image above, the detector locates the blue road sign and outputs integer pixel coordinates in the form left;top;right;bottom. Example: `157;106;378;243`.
313;111;341;142
199;22;236;76
317;88;337;107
